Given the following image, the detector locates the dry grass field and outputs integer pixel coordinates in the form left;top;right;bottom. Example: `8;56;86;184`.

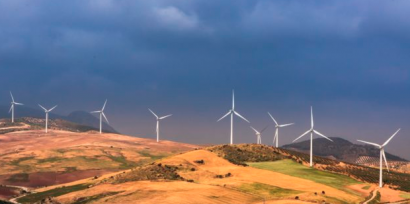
1;128;410;204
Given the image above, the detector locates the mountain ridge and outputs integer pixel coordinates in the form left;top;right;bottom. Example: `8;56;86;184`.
282;137;407;163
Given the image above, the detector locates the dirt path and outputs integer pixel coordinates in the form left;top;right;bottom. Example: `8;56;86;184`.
363;189;378;204
4;185;32;204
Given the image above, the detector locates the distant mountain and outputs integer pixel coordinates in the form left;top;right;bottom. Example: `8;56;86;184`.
0;105;117;133
65;111;117;133
282;137;407;163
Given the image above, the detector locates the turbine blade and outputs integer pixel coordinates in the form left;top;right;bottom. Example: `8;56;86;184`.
9;105;13;113
90;111;101;113
313;130;333;142
382;128;400;147
10;92;14;102
311;106;314;128
48;105;57;112
279;123;294;127
159;114;172;120
38;104;47;112
14;102;23;105
293;130;310;142
102;99;107;111
260;125;270;133
217;111;231;122
357;140;381;148
382;150;389;172
148;109;158;119
267;112;278;126
102;112;109;124
233;111;250;123
250;126;259;134
232;90;235;110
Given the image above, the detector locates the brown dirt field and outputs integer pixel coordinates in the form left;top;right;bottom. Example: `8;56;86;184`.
57;181;258;204
347;183;376;197
0;186;20;200
0;130;198;187
379;187;408;202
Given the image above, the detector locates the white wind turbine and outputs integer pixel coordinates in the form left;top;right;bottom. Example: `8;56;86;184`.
91;100;109;134
293;106;333;167
149;109;172;142
38;104;57;133
217;90;250;144
250;126;269;144
357;128;400;188
9;92;23;123
268;112;294;148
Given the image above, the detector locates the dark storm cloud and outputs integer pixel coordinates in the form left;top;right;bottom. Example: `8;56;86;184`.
1;0;410;158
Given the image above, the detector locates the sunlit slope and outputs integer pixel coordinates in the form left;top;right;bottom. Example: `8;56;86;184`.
208;144;410;192
0;130;197;187
21;149;369;204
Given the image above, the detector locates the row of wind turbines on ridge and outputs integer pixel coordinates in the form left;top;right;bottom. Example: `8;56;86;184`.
218;90;400;188
6;90;400;187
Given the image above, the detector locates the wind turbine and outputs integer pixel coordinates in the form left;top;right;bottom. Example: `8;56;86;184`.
149;109;172;142
9;92;23;123
91;100;109;134
250;126;269;144
217;90;250;144
38;104;57;133
357;128;400;188
293;107;333;167
268;112;294;148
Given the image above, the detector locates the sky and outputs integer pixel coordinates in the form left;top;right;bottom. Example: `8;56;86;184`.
1;0;410;159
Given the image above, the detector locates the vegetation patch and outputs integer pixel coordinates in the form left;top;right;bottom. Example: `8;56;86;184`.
207;144;287;166
10;157;35;166
138;151;167;161
113;163;183;184
400;192;410;199
6;173;29;182
107;155;137;169
72;191;122;204
238;182;302;199
248;160;361;195
17;184;89;204
362;185;371;190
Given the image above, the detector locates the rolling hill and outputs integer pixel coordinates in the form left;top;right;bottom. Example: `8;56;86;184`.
0;129;198;202
12;144;410;204
0;105;117;133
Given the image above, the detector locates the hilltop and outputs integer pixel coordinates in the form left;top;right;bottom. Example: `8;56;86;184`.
14;144;410;204
0;106;117;133
282;137;407;164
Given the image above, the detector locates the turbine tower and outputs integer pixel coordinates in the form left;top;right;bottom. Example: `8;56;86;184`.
357;128;400;188
91;100;109;134
250;126;269;144
217;90;250;144
268;112;294;148
293;106;333;167
9;92;23;123
38;104;57;133
149;109;172;142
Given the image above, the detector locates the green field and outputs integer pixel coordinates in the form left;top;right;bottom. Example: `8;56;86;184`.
248;159;362;195
17;184;89;203
238;182;303;199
